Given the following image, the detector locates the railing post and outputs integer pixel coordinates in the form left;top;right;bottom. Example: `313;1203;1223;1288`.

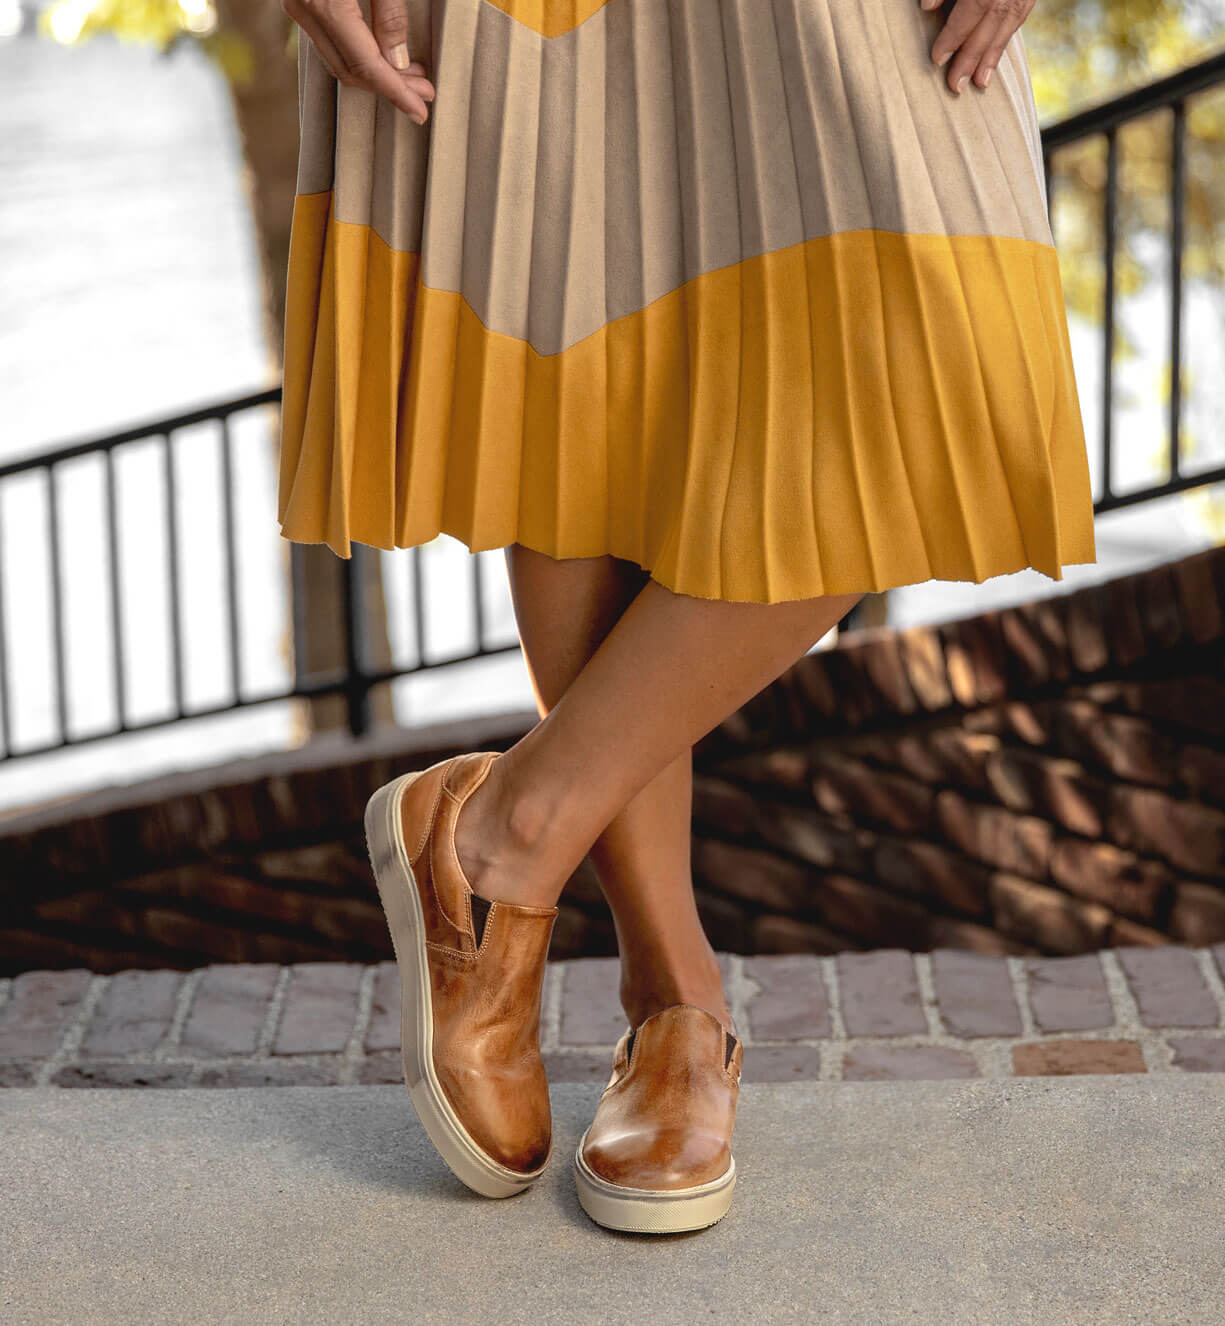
341;543;371;738
290;541;309;694
1169;99;1186;483
1101;126;1118;503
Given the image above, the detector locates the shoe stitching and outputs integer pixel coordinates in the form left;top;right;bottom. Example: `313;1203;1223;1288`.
425;920;491;964
436;753;498;937
427;788;474;938
406;772;444;863
423;842;467;944
398;769;468;944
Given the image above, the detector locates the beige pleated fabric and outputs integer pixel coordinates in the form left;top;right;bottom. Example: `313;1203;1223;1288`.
277;0;1098;603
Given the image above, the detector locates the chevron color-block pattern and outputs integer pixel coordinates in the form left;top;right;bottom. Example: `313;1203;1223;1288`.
277;0;1097;603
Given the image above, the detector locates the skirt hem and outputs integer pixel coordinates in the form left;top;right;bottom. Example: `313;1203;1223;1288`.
276;520;1099;607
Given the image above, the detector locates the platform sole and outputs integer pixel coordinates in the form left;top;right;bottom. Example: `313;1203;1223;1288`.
573;1130;736;1233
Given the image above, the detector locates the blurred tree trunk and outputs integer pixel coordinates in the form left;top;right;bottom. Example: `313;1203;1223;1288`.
212;0;394;733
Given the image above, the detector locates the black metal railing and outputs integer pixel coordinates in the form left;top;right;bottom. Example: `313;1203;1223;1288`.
1041;47;1225;514
0;388;521;759
2;50;1224;763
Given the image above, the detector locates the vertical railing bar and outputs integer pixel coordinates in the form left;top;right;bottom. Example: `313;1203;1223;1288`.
341;543;370;736
46;463;70;744
218;414;242;701
0;485;11;757
472;553;485;654
1101;126;1118;502
1043;147;1054;228
290;542;309;693
103;446;128;730
1169;99;1186;483
162;431;185;717
411;545;427;668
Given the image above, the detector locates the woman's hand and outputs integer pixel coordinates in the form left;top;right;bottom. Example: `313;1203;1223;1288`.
921;0;1036;95
282;0;436;124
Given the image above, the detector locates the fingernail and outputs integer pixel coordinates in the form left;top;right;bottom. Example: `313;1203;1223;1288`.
955;73;968;94
391;42;410;70
982;67;993;87
936;48;952;67
410;111;426;125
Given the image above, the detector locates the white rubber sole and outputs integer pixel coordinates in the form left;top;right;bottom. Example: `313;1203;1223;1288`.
364;771;550;1199
573;1129;736;1233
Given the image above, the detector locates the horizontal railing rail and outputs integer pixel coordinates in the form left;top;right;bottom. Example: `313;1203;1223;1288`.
2;50;1223;762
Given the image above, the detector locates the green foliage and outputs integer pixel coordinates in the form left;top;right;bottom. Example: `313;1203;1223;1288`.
39;0;260;84
42;0;189;48
1026;0;1225;116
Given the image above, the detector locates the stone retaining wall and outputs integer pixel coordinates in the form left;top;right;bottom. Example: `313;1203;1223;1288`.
692;543;1225;956
1;544;1223;973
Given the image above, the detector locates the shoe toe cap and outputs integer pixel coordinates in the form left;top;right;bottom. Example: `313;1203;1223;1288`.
438;1063;552;1175
583;1124;729;1191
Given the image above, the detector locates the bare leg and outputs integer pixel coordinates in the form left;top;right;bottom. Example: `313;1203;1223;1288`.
452;545;862;976
500;544;728;1029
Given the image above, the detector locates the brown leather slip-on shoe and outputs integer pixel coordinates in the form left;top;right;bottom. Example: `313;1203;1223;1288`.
363;750;558;1199
574;1003;743;1233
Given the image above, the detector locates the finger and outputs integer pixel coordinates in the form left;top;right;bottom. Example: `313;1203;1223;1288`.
944;12;1009;93
369;0;411;72
311;0;434;122
974;1;1033;87
284;1;348;82
368;0;435;98
292;14;432;105
929;0;992;70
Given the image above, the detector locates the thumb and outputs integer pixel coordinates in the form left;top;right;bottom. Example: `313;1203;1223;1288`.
369;0;412;70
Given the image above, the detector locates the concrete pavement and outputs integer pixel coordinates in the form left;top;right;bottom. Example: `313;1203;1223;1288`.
2;1075;1223;1323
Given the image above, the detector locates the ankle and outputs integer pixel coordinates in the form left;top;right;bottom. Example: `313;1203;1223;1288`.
619;941;731;1033
452;753;577;908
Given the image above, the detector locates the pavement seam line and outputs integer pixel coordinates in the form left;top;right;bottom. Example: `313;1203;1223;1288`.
257;966;293;1057
818;956;845;1081
726;953;756;1043
339;965;378;1085
1193;946;1225;1028
1006;956;1038;1037
912;953;946;1040
1097;949;1175;1072
916;953;996;1076
155;969;203;1062
540;960;563;1054
37;973;109;1089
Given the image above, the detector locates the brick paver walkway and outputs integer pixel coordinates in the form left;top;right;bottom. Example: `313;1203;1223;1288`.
2;945;1224;1089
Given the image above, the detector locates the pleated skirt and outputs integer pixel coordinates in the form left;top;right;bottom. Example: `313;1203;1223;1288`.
276;0;1098;603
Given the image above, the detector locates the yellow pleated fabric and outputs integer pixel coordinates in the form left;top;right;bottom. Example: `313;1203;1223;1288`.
278;0;1097;603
